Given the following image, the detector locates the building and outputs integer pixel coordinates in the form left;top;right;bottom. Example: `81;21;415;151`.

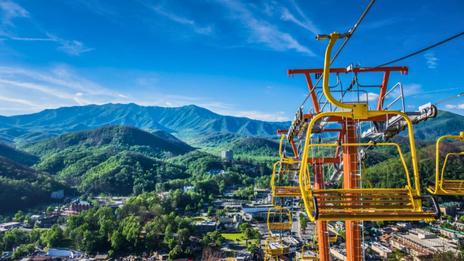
62;199;92;216
440;202;459;217
194;220;218;233
0;222;21;233
221;150;234;161
370;242;392;260
390;229;461;260
50;189;64;199
46;248;83;259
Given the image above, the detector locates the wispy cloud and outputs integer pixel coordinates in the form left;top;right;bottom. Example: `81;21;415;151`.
0;65;129;115
0;1;93;56
0;0;28;25
362;17;403;31
360;92;379;102
150;5;213;35
4;32;94;56
281;0;319;35
232;110;289;121
219;1;314;56
445;104;464;110
402;83;422;96
424;52;438;69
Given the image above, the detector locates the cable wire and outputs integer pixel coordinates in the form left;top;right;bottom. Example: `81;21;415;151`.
376;31;464;67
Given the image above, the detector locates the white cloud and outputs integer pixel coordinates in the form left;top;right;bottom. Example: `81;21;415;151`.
151;5;213;35
445;104;464;110
280;7;319;35
402;83;422;96
0;94;38;106
0;65;130;115
232;110;289;121
360;92;379;102
4;33;93;56
55;38;94;56
0;1;93;56
0;0;28;25
424;52;438;69
219;1;314;56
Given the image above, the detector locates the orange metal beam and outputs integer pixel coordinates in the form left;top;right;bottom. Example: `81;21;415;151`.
376;71;391;110
343;120;362;261
288;66;408;75
308;157;341;164
303;73;320;113
314;163;329;261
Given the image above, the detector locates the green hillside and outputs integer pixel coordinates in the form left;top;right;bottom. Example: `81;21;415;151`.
79;151;188;195
24;125;193;157
22;126;194;190
0;143;38;166
0;156;65;212
413;110;464;140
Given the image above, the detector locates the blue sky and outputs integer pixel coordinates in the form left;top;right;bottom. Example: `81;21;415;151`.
0;0;462;120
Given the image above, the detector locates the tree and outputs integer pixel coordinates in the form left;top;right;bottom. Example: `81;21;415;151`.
201;231;224;248
2;229;30;250
14;211;25;222
120;215;142;250
41;224;65;247
12;244;35;259
239;223;251;233
244;228;254;247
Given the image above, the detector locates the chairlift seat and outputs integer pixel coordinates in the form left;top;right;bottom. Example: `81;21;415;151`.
311;188;438;221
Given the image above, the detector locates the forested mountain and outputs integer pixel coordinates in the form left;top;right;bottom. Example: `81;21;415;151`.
1;104;463;213
0;103;289;144
0;156;65;212
24;125;193;157
18;126;194;194
413;110;464;140
0;143;38;166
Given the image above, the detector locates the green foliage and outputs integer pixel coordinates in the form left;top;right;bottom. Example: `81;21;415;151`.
41;224;65;248
12;243;35;259
201;231;224;248
0;143;38;166
0;156;66;212
78;151;187;195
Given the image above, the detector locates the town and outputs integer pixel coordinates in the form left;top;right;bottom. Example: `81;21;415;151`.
1;158;463;261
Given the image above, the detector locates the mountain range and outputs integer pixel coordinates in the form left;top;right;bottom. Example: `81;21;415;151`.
0;103;463;213
0;103;289;144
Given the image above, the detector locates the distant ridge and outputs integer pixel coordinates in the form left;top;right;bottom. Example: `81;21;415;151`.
0;103;289;143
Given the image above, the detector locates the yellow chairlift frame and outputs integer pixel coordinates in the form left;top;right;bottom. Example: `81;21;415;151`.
264;236;289;258
300;244;318;261
271;134;302;198
297;32;439;222
300;136;439;221
428;132;464;195
271;159;302;198
267;205;293;233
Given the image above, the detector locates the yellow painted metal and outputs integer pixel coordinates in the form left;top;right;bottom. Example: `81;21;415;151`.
298;111;436;222
300;244;318;261
318;32;368;119
267;205;293;233
297;31;437;222
271;159;301;198
264;236;289;260
271;134;301;198
428;132;464;195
